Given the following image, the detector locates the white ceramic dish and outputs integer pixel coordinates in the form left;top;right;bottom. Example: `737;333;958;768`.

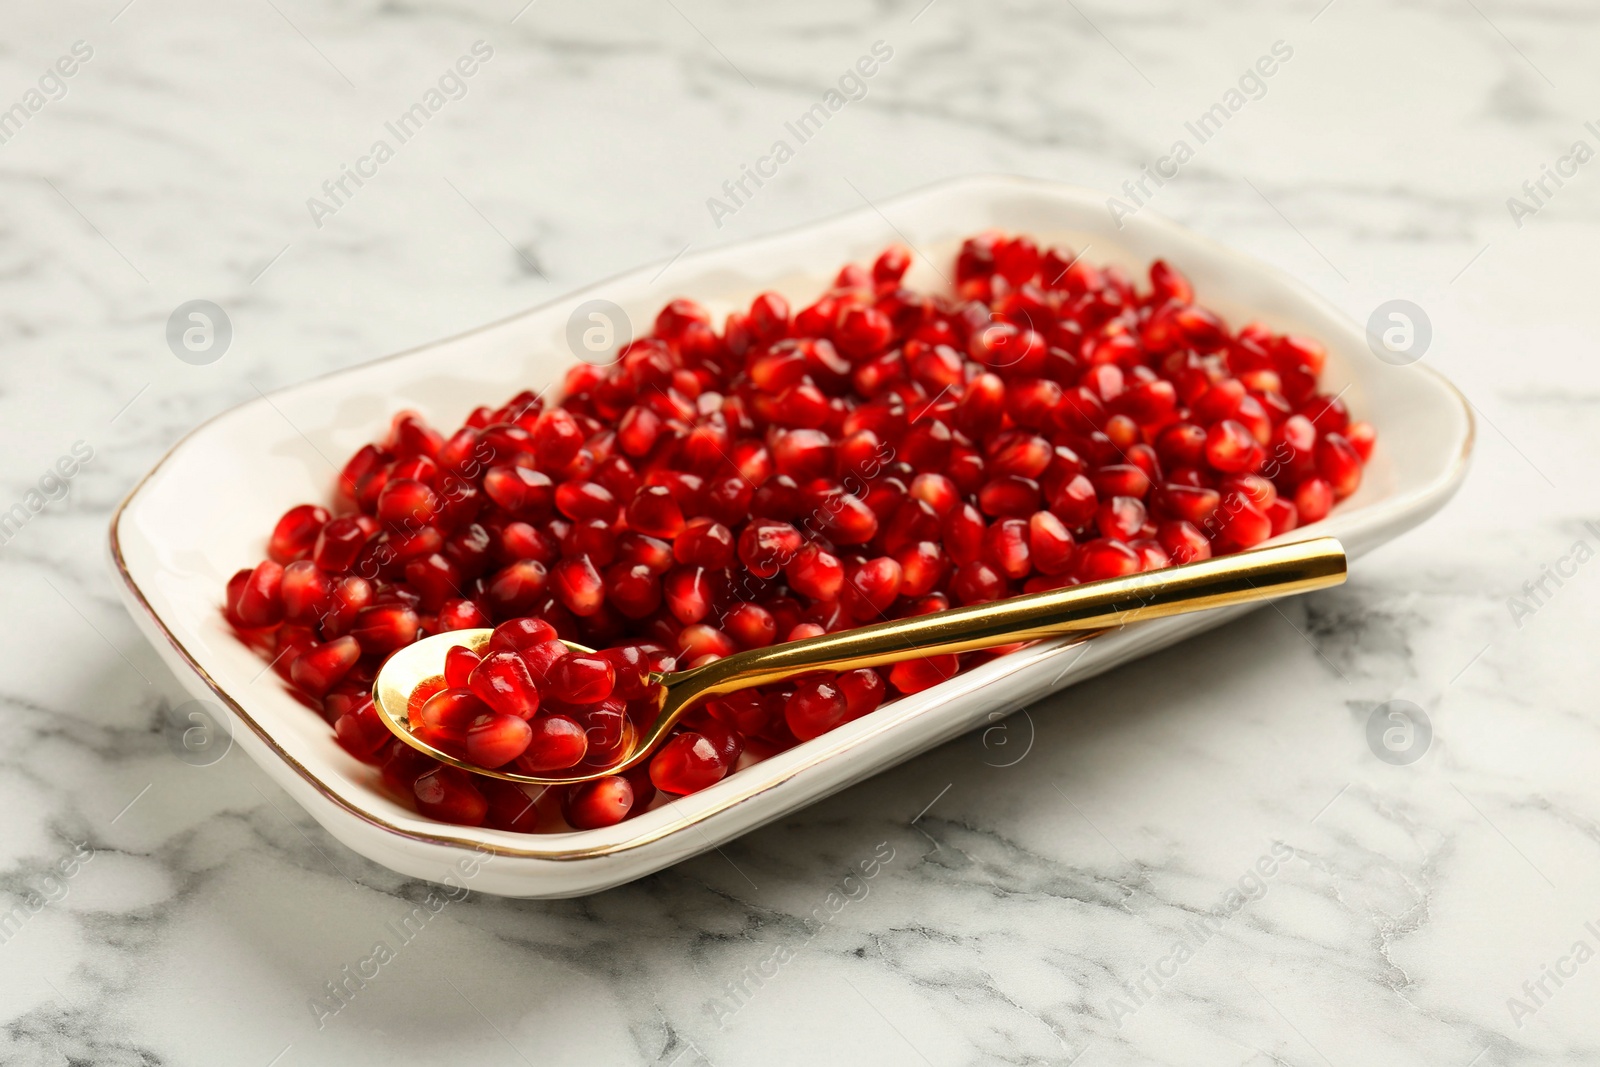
109;176;1472;898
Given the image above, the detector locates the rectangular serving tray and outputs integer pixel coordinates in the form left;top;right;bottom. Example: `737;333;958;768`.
109;176;1472;897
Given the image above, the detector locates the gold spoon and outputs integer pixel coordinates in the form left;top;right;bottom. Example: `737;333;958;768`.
372;535;1347;785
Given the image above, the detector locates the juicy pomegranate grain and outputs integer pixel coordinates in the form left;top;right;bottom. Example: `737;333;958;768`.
564;776;634;829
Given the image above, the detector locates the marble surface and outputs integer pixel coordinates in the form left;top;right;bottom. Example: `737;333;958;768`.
2;0;1597;1062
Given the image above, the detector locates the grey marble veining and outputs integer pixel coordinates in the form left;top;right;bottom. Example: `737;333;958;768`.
1;0;1598;1063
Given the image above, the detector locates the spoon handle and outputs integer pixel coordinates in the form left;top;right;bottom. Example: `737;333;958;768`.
663;536;1346;706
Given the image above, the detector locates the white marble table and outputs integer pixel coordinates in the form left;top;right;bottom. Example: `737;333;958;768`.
2;0;1596;1063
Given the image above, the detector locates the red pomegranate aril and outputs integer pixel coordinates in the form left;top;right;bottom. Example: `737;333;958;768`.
983;518;1032;579
483;780;541;833
232;560;285;628
837;668;887;720
1295;476;1335;524
482;466;554;518
484;559;549;618
289;636;360;697
487;616;560;654
548;653;616;704
1028;511;1076;575
1345;421;1377;462
889;654;959;694
673;519;735;568
1076;538;1141;582
723;602;777;648
376;478;438;528
417;687;490;735
678;623;736;661
551;555;606;616
349;603;420;655
312;517;368;574
564;776;635;829
269;504;329;564
319;575;373;638
1049;474;1099;529
785;679;849;741
413;767;488;826
464;712;533;768
1157;520;1212;564
663;566;714;625
516;715;589;772
650;731;727;795
1096;497;1148;542
1205;419;1263;474
280;560;334;626
555;480;619;523
444;644;482;688
437;598;490;631
1317;433;1364;498
951;560;1006;605
1215;494;1273;549
467;651;542;719
978;475;1041;518
334;696;392;760
785;542;845;601
738;520;803;578
625;485;687;539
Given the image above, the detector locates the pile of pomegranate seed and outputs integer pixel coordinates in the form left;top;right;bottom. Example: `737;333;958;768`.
225;233;1374;833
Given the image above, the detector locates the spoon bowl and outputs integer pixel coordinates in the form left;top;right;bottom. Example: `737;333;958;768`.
372;536;1349;786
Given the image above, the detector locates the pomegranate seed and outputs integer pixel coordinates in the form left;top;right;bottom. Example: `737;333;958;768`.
625;485;687;539
1157;520;1212;564
467;651;542;719
464;712;533;768
889;654;958;694
483;780;541;832
268;504;329;564
1295;477;1335;524
413;767;488;825
1076;538;1140;582
487;616;560;654
417;687;490;736
350;603;420;655
289;636;360;697
785;679;849;741
650;731;732;795
551;555;606;616
1317;432;1364;499
312;517;368;574
723;602;777;648
517;715;588;772
1205;419;1263;474
444;645;481;688
232;560;284;628
564;776;634;829
548;653;616;704
334;696;392;760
